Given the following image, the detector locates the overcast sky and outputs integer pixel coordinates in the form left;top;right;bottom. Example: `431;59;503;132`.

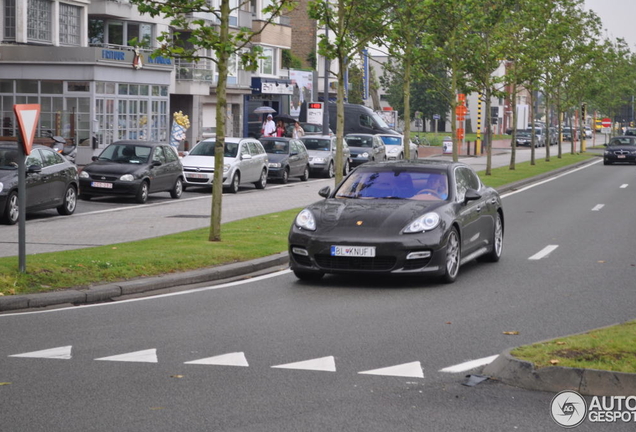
584;0;636;48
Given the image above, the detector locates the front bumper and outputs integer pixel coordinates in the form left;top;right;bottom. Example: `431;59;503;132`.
79;178;142;197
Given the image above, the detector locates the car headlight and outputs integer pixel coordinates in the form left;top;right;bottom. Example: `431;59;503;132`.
0;182;3;193
224;163;231;173
313;157;326;163
361;152;369;158
604;151;610;155
79;171;89;179
404;212;440;234
119;174;135;182
269;162;281;168
295;209;316;231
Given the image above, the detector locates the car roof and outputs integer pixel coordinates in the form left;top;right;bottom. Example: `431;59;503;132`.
301;135;332;139
109;140;167;147
200;137;254;143
259;137;293;141
0;142;50;150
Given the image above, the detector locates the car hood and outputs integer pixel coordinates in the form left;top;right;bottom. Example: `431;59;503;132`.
181;155;235;168
0;168;17;187
307;199;445;234
349;146;373;153
83;160;148;175
265;153;289;164
307;150;331;158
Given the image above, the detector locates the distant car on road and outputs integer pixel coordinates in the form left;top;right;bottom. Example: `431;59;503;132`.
1;143;79;224
259;137;310;183
181;137;268;193
344;133;387;167
378;134;418;160
79;141;183;204
300;135;351;178
603;136;636;165
288;159;504;283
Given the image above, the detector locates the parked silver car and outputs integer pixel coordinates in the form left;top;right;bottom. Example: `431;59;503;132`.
181;137;268;193
300;135;351;178
344;133;387;166
377;134;419;160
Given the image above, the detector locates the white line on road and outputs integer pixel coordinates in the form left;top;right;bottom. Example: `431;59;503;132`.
620;184;628;189
439;355;499;373
591;204;605;211
529;245;559;260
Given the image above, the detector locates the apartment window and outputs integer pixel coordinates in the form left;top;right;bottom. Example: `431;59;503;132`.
59;3;81;46
108;21;124;46
4;0;16;40
27;0;52;43
259;47;274;75
89;19;154;48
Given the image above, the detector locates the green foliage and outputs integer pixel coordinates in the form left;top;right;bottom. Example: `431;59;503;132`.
282;49;303;69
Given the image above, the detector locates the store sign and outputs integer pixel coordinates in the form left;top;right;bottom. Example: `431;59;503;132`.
261;82;294;95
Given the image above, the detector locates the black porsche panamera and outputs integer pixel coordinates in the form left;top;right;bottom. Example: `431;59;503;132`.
288;159;504;283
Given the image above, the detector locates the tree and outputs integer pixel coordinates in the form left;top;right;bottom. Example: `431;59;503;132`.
130;0;295;241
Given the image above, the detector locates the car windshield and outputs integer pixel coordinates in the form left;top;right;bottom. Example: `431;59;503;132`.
261;140;289;154
379;136;402;146
335;169;449;201
609;138;636;146
302;138;331;151
345;136;373;148
98;144;150;163
190;140;239;158
0;148;20;170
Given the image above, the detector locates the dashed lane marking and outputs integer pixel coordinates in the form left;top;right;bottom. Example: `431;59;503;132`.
9;345;72;360
439;355;499;373
529;245;559;260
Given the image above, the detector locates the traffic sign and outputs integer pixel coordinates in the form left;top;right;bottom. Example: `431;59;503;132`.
13;104;41;155
602;117;611;128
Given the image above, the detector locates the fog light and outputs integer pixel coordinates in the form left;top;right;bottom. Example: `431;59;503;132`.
292;247;309;256
406;251;431;260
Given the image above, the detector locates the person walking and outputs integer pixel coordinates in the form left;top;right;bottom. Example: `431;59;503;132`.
292;121;305;139
262;114;276;137
276;120;286;137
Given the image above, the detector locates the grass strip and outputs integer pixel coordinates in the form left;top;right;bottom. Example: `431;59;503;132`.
511;320;636;373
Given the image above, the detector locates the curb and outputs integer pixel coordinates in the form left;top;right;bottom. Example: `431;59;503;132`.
0;252;289;312
483;348;636;396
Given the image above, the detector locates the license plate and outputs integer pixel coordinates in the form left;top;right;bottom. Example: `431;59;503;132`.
331;245;376;257
187;173;208;179
91;181;113;189
618;155;626;159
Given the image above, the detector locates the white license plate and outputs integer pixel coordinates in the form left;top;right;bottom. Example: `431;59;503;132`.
187;173;208;179
91;181;113;189
618;155;626;159
331;245;376;257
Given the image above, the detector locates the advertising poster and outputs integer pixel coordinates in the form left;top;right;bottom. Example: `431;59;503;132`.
289;70;314;118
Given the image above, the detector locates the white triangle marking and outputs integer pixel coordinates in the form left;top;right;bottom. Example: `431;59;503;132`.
95;349;158;363
21;110;39;140
9;345;72;360
271;356;336;372
184;352;249;367
359;361;424;378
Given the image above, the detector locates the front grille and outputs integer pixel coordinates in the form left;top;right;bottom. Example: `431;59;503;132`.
185;177;210;183
613;150;630;155
315;254;396;271
89;175;118;181
292;253;312;267
184;167;214;173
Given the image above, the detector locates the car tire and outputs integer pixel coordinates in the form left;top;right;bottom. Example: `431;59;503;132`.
57;185;77;216
326;162;334;178
300;165;310;181
136;181;149;204
254;168;267;189
343;159;350;176
480;212;503;263
441;227;460;284
227;172;240;194
398;153;404;160
281;168;289;184
293;269;325;281
1;191;19;225
170;177;183;199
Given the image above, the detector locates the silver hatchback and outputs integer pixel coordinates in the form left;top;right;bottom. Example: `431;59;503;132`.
300;135;351;178
181;137;269;193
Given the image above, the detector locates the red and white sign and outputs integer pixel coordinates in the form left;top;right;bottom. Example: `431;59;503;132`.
602;117;611;127
13;104;41;155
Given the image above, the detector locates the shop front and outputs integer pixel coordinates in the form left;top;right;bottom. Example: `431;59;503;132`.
244;77;293;138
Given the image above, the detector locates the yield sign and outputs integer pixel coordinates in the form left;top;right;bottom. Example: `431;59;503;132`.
13;104;41;155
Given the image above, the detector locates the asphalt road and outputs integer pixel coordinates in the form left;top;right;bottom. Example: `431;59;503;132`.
2;154;635;431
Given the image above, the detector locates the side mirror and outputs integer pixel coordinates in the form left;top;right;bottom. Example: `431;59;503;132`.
152;160;162;167
92;156;98;161
464;188;481;203
27;164;42;174
241;153;252;160
319;186;331;198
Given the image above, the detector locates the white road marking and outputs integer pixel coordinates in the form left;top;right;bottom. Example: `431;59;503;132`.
620;184;628;189
439;355;499;373
591;204;605;211
9;345;72;360
271;356;336;372
529;245;559;260
95;348;158;363
358;361;424;378
185;352;249;367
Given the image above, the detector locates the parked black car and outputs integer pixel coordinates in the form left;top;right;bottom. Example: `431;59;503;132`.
344;133;387;166
289;159;504;283
79;141;184;203
259;137;310;183
603;136;636;165
0;143;79;224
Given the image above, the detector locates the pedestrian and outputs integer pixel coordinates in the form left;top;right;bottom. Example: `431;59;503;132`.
276;120;286;137
292;121;305;139
262;114;276;137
